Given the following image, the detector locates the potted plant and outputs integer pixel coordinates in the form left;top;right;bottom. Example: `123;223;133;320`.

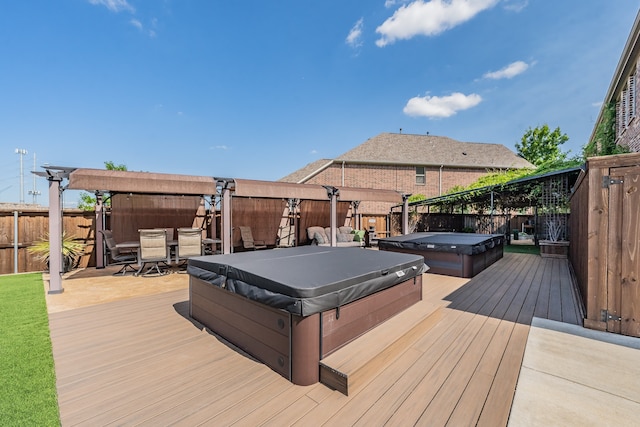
539;219;569;258
28;232;86;272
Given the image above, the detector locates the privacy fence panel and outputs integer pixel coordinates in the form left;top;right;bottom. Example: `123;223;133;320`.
570;153;640;338
0;208;95;275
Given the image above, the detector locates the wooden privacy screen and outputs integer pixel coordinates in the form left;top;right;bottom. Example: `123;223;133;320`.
231;198;287;248
298;200;350;245
110;194;203;242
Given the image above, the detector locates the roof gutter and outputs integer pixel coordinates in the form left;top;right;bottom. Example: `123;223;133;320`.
334;158;532;169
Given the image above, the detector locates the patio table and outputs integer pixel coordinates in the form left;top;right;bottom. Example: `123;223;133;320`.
202;238;221;255
116;240;178;266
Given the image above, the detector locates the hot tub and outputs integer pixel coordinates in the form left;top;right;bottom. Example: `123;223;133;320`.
187;246;426;385
378;232;503;278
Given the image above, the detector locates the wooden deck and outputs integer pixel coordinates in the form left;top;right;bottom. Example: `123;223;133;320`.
49;253;584;426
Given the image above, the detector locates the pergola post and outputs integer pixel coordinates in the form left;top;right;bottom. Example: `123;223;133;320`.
490;190;495;234
324;186;339;246
95;192;105;269
47;175;64;294
217;179;235;254
288;198;299;247
209;195;217;241
352;201;361;231
33;166;76;294
402;193;411;235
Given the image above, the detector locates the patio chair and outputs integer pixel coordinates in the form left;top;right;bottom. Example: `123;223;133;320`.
176;228;203;270
239;226;267;250
100;230;138;275
136;228;170;276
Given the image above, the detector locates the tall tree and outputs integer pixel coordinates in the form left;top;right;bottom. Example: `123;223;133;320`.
516;124;569;167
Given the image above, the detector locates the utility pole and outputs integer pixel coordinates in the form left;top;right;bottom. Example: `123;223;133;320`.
28;152;41;204
15;148;27;203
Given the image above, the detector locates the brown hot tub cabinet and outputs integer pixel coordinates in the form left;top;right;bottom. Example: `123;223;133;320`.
188;246;426;386
378;232;504;278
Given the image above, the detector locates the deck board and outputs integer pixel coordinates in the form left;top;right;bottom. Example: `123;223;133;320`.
49;252;586;426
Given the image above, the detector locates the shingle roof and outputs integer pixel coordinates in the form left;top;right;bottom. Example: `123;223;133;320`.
336;133;533;169
279;159;334;183
279;133;533;183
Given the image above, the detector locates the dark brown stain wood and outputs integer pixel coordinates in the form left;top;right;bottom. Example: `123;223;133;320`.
570;153;640;338
321;276;422;357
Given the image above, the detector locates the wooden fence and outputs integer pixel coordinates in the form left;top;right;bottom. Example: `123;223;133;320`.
0;208;95;275
569;153;640;338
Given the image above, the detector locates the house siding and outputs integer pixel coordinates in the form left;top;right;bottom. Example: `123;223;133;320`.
616;62;640;153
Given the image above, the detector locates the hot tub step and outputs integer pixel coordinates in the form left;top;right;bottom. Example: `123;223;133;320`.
319;301;443;395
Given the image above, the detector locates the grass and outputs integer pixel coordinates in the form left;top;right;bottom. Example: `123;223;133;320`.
0;273;60;426
504;243;540;255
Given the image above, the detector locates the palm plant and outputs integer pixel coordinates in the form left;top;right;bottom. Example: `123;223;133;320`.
28;232;86;272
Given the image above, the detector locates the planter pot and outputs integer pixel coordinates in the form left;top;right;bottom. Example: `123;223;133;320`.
539;240;569;258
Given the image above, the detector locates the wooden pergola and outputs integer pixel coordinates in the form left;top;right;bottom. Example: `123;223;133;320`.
37;167;411;294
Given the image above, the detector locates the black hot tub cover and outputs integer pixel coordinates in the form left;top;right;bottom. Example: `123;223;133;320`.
187;246;427;316
378;232;503;256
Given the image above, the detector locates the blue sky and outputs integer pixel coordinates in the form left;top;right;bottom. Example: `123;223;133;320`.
1;0;638;206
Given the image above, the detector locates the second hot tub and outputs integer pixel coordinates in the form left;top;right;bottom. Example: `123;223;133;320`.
378;232;503;278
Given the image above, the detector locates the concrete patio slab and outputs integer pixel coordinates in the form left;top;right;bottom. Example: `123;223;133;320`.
509;317;640;426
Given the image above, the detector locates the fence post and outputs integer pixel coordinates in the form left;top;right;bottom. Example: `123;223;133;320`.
13;210;19;274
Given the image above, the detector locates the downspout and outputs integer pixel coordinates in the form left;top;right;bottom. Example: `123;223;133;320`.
439;165;443;196
341;161;345;186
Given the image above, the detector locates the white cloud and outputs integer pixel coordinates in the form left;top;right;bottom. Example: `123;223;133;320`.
403;92;482;118
310;149;318;154
346;18;364;48
129;17;158;38
129;19;143;30
483;60;530;80
88;0;135;13
213;145;229;151
384;0;412;8
503;0;528;12
376;0;499;47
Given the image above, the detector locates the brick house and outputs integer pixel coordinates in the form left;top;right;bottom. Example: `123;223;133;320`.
592;10;640;152
280;132;533;214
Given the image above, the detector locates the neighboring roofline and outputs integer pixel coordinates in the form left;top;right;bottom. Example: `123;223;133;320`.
296;159;335;183
589;10;640;144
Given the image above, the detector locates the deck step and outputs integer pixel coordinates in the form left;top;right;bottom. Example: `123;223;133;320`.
319;300;444;395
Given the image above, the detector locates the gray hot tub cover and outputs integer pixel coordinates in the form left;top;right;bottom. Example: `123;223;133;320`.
187;246;427;316
378;232;503;255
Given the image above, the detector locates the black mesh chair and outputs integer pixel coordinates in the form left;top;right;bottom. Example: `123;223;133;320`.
100;230;138;275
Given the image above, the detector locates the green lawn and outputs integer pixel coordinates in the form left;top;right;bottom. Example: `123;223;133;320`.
504;243;540;255
0;273;60;426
